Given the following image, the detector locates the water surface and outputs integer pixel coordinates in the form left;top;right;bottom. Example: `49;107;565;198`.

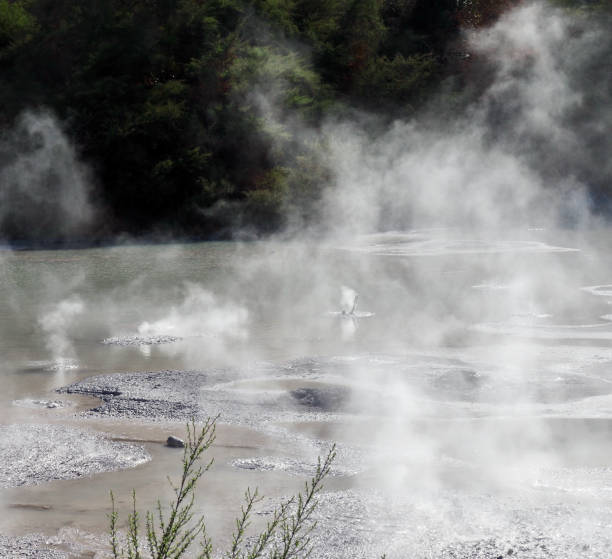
2;229;612;557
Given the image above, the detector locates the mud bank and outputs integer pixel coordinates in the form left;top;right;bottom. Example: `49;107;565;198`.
57;363;368;478
58;361;360;426
0;424;150;488
0;534;66;559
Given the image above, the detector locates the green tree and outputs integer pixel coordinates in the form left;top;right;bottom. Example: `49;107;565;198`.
0;0;37;55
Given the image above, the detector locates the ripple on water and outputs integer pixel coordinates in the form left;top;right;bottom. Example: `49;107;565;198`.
335;232;578;257
12;398;68;409
473;320;612;341
17;359;79;374
582;284;612;298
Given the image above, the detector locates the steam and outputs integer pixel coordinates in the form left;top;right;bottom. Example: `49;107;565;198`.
38;295;84;364
3;2;612;556
339;286;358;315
223;1;612;552
137;282;249;342
254;2;609;237
0;111;95;242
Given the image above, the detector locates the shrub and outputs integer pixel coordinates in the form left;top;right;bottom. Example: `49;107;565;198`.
108;417;336;559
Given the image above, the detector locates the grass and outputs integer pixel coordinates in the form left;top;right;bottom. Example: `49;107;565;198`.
108;417;336;559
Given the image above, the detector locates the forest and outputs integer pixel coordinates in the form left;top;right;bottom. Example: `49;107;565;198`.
0;0;609;242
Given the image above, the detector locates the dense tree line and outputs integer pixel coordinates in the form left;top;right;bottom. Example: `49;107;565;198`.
0;0;607;241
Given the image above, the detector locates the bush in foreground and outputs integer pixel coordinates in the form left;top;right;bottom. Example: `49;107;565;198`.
108;417;336;559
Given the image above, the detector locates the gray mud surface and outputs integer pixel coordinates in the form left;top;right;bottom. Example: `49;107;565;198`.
0;424;150;488
58;360;361;425
0;534;66;559
102;335;181;346
55;354;612;558
58;353;612;427
294;488;612;559
231;455;356;477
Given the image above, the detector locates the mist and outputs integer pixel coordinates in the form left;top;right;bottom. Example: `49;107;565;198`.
2;1;612;558
314;2;610;237
0;111;97;243
205;2;612;555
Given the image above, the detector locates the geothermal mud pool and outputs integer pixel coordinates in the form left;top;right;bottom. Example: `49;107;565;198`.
2;228;612;558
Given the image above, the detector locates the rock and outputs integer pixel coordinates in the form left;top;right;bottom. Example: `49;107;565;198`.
166;436;185;448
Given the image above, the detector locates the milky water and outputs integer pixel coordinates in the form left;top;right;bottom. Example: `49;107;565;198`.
1;229;612;557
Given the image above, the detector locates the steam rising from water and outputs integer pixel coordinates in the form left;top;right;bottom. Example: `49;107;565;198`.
339;286;358;314
137;283;249;342
2;2;612;557
38;296;84;365
0;111;95;241
223;3;612;555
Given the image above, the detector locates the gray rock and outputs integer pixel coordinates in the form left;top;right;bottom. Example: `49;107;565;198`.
167;436;185;448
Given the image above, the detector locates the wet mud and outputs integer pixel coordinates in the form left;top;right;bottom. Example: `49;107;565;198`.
0;424;150;488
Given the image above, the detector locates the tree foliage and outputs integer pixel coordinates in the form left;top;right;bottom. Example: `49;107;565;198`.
0;0;547;242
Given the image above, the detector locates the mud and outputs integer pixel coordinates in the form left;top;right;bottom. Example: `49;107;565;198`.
290;488;612;559
0;534;66;559
231;455;357;477
13;350;612;557
102;335;181;346
0;424;150;488
12;399;69;410
58;363;360;425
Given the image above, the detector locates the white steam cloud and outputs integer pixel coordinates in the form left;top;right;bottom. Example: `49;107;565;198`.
0;111;94;241
38;295;85;363
276;2;608;237
4;3;612;557
138;282;249;342
221;3;612;555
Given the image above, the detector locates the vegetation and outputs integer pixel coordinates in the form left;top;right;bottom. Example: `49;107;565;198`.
108;418;336;559
0;0;609;241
